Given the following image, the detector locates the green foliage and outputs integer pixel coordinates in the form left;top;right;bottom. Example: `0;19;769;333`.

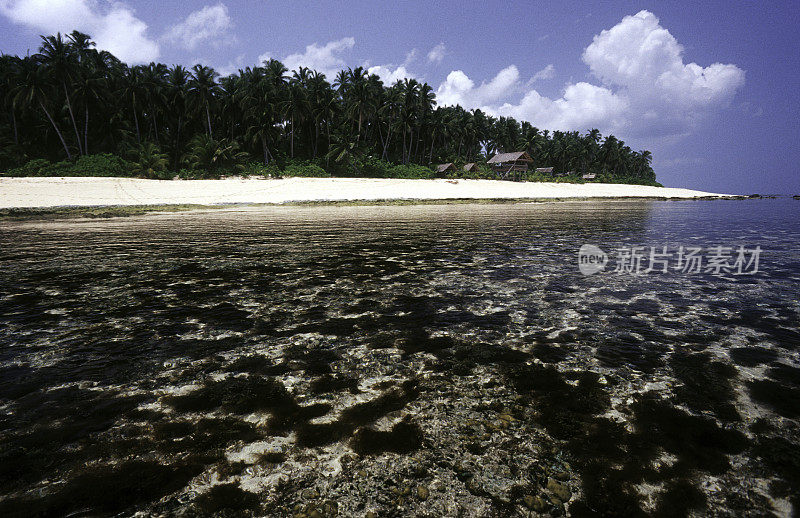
177;169;200;180
283;162;330;177
6;158;70;177
72;154;133;177
0;137;26;171
127;143;168;178
359;157;391;178
4;158;52;177
183;135;247;172
595;173;662;187
387;163;433;179
4;154;138;177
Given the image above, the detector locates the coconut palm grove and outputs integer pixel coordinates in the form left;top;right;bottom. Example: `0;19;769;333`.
0;31;657;184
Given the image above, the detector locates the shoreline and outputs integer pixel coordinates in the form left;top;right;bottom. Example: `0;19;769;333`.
0;177;736;215
0;196;739;222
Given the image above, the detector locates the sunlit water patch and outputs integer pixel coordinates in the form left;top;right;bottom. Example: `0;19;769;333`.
0;199;799;517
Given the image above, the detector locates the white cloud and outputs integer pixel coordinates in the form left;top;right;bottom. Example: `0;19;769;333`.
427;43;446;64
217;54;245;77
496;82;628;130
582;10;744;109
282;37;355;78
436;65;520;107
364;47;421;84
165;3;232;50
269;39;417;84
257;51;272;65
367;64;414;85
0;0;159;63
435;10;744;137
530;64;555;82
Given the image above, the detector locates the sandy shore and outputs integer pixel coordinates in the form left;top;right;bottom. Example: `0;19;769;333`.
0;176;732;209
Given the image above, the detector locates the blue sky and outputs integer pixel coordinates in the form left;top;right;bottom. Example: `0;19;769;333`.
1;0;798;194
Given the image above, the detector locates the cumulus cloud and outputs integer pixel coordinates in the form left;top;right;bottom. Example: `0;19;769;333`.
367;64;414;85
436;65;520;108
366;47;421;84
583;10;744;109
165;3;232;50
427;43;446;63
0;0;159;63
496;82;628;130
282;37;355;78
436;10;744;137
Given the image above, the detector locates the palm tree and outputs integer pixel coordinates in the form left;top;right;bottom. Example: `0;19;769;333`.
399;78;420;164
72;48;113;155
317;80;338;164
183;134;247;173
345;67;370;140
129;142;168;177
36;33;85;155
0;55;21;146
12;57;72;159
120;66;145;144
141;63;168;144
188;64;219;137
285;69;311;159
326;127;367;175
165;65;190;168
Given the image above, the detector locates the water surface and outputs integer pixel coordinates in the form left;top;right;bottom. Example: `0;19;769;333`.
1;199;799;516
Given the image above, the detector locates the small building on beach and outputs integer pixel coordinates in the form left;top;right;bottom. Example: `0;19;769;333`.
487;152;534;178
436;163;456;176
463;163;478;173
535;167;554;175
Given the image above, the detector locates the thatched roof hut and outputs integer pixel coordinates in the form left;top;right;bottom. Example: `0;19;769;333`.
436;163;456;174
487;151;533;166
487;152;534;179
535;167;554;174
463;163;478;172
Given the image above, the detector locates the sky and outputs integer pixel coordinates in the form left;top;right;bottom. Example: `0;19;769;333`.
1;0;798;194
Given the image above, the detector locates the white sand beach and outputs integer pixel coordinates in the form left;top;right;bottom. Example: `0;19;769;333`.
0;177;732;209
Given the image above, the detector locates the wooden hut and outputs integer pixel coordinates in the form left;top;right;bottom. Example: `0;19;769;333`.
487;152;534;179
535;167;554;175
436;163;456;176
463;163;478;173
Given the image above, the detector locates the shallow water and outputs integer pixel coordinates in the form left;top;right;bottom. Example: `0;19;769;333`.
0;199;799;517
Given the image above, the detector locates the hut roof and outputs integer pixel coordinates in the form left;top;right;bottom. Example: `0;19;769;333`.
487;151;533;164
437;163;455;173
535;167;554;173
463;163;477;171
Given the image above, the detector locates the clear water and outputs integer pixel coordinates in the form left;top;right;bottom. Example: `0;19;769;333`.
0;199;798;516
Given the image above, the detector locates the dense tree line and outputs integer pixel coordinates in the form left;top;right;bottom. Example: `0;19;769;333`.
0;31;655;182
